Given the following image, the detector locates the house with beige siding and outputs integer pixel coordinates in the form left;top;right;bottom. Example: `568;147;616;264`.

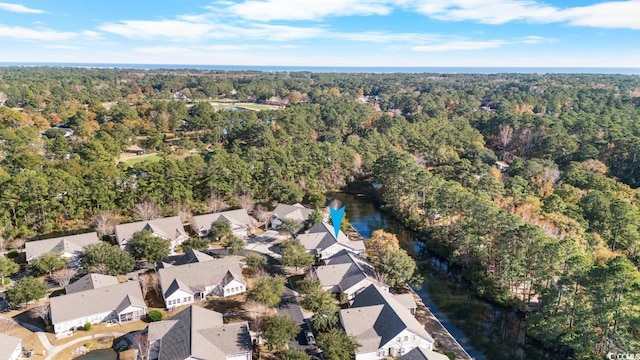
0;334;21;360
25;232;99;266
146;305;252;360
339;285;435;360
192;209;253;237
298;222;365;259
115;216;188;254
158;255;246;310
50;280;147;334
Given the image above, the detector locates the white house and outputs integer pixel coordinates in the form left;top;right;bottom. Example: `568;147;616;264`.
298;222;365;259
25;232;100;266
339;285;435;359
147;305;252;360
50;280;147;334
192;209;253;237
271;203;315;229
115;216;188;254
313;250;389;299
158;255;246;310
0;334;21;360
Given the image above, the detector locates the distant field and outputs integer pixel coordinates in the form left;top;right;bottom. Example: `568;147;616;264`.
209;101;280;111
122;153;162;165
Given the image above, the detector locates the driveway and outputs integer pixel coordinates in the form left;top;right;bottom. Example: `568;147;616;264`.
245;230;287;259
277;283;316;352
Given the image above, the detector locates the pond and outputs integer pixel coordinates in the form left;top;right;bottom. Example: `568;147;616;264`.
75;349;117;360
328;192;552;360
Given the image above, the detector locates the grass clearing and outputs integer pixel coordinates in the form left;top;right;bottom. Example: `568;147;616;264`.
122;154;162;165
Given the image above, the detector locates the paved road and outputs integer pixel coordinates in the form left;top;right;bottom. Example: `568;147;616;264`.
277;285;316;352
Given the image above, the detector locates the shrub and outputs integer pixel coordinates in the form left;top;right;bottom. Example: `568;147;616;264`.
148;310;163;322
6;249;18;259
84;322;92;331
84;342;93;349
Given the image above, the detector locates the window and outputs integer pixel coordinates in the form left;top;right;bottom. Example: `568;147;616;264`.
377;349;385;357
404;336;408;341
177;298;181;304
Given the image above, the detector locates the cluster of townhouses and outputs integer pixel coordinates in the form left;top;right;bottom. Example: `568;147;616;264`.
16;204;446;360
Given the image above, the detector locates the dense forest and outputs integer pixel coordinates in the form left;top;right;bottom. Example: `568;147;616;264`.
0;67;639;359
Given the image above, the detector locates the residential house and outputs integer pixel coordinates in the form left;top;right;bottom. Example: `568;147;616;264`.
50;280;147;334
298;222;365;259
158;255;246;310
393;293;418;315
65;273;119;294
25;232;100;266
0;334;21;360
339;284;435;359
115;216;188;254
313;249;389;300
400;347;450;360
271;203;315;229
147;305;252;360
192;209;253;237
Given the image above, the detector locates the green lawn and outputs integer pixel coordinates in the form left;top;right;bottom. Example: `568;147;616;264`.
123;153;162;165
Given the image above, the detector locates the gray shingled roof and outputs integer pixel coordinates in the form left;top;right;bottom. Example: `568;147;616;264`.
148;305;251;360
400;347;450;360
272;203;314;222
0;333;21;360
192;209;253;232
393;293;417;311
158;256;245;298
314;250;383;293
340;285;434;353
25;232;99;261
50;281;146;324
66;273;119;294
173;250;214;266
298;222;365;254
115;216;187;246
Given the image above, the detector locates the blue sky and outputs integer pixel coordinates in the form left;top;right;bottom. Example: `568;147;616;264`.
0;0;639;66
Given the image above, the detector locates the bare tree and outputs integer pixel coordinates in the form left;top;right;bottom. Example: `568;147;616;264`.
174;204;193;224
92;210;118;237
29;303;50;326
9;238;25;250
50;268;77;287
236;194;255;213
134;331;150;360
254;205;272;229
0;92;7;106
139;272;159;299
518;128;536;155
499;123;514;149
329;198;342;210
206;193;228;213
91;263;109;275
0;317;17;332
134;201;161;221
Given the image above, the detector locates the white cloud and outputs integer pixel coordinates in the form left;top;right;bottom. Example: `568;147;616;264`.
521;35;557;44
412;0;640;30
0;2;43;14
563;1;640;30
0;25;76;41
411;39;506;51
226;0;404;21
413;0;563;24
99;20;216;40
43;45;79;50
